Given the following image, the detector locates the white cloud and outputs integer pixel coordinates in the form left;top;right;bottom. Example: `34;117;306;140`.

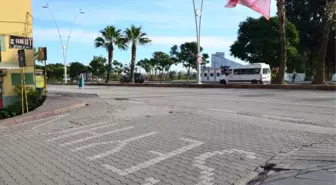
32;0;278;30
33;28;99;43
150;36;234;49
34;28;234;49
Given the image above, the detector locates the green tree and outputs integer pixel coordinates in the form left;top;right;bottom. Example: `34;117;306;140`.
177;71;183;80
124;25;151;83
137;58;152;74
151;51;174;82
168;70;177;80
69;62;87;80
230;17;301;70
36;63;64;82
94;25;127;83
89;56;107;79
112;60;124;79
286;0;336;79
171;42;209;81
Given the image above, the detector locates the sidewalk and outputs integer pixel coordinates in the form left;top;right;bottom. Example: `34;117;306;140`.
0;93;87;126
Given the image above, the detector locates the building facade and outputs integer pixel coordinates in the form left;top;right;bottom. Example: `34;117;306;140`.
211;52;242;68
0;0;35;108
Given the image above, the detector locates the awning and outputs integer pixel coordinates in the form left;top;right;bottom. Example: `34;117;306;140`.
0;62;20;70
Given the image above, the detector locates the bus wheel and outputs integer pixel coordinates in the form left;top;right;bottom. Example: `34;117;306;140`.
251;80;257;84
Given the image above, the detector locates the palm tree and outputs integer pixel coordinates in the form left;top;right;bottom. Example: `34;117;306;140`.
274;0;287;84
124;25;151;83
94;26;126;83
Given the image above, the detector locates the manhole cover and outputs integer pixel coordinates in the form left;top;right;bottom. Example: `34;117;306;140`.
114;98;130;101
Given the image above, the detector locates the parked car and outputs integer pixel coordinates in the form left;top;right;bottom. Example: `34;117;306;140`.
120;73;144;83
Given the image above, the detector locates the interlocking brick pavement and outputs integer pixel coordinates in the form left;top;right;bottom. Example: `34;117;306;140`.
0;102;334;185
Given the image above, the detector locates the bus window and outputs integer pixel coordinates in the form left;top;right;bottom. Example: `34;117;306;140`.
263;68;270;74
234;69;241;75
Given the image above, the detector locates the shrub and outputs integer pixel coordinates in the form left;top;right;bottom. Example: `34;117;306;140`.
0;86;46;120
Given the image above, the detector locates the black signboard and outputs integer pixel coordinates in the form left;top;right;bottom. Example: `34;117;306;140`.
18;49;26;67
10;36;33;50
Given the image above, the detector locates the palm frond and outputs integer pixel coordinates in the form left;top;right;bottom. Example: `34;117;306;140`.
94;37;106;48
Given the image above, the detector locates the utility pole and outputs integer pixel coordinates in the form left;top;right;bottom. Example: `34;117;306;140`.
42;3;84;83
192;0;204;84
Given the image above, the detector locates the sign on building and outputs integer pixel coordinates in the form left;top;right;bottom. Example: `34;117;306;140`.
18;49;26;67
9;36;33;50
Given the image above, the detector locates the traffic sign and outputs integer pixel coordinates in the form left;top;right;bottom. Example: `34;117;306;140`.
197;56;202;64
18;49;26;67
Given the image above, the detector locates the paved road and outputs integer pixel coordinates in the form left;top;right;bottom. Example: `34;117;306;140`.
0;85;335;185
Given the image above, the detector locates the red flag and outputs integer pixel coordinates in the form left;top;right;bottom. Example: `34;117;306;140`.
225;0;271;20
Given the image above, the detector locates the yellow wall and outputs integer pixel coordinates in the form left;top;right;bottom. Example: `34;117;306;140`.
0;0;34;103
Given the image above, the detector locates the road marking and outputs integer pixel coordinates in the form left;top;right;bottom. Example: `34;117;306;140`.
194;149;256;185
87;132;158;160
42;121;109;135
208;109;317;124
47;122;115;141
148;150;165;157
207;109;237;114
128;100;141;104
142;177;160;185
102;138;203;176
72;132;158;152
32;113;70;131
71;141;115;152
261;115;312;123
60;126;134;147
189;96;336;108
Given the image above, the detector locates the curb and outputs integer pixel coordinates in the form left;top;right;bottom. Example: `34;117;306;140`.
0;102;87;126
50;83;336;91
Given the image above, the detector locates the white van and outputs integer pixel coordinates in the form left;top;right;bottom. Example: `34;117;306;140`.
220;63;271;84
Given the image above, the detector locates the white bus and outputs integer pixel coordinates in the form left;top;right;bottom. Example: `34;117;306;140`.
219;63;271;84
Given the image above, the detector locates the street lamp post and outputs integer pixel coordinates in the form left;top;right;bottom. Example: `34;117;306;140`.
42;3;84;84
192;0;204;84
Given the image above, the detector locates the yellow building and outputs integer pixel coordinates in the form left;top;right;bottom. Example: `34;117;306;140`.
0;0;35;108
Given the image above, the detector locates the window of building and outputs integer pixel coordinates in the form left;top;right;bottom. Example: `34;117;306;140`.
217;73;220;77
210;73;214;77
204;73;208;77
